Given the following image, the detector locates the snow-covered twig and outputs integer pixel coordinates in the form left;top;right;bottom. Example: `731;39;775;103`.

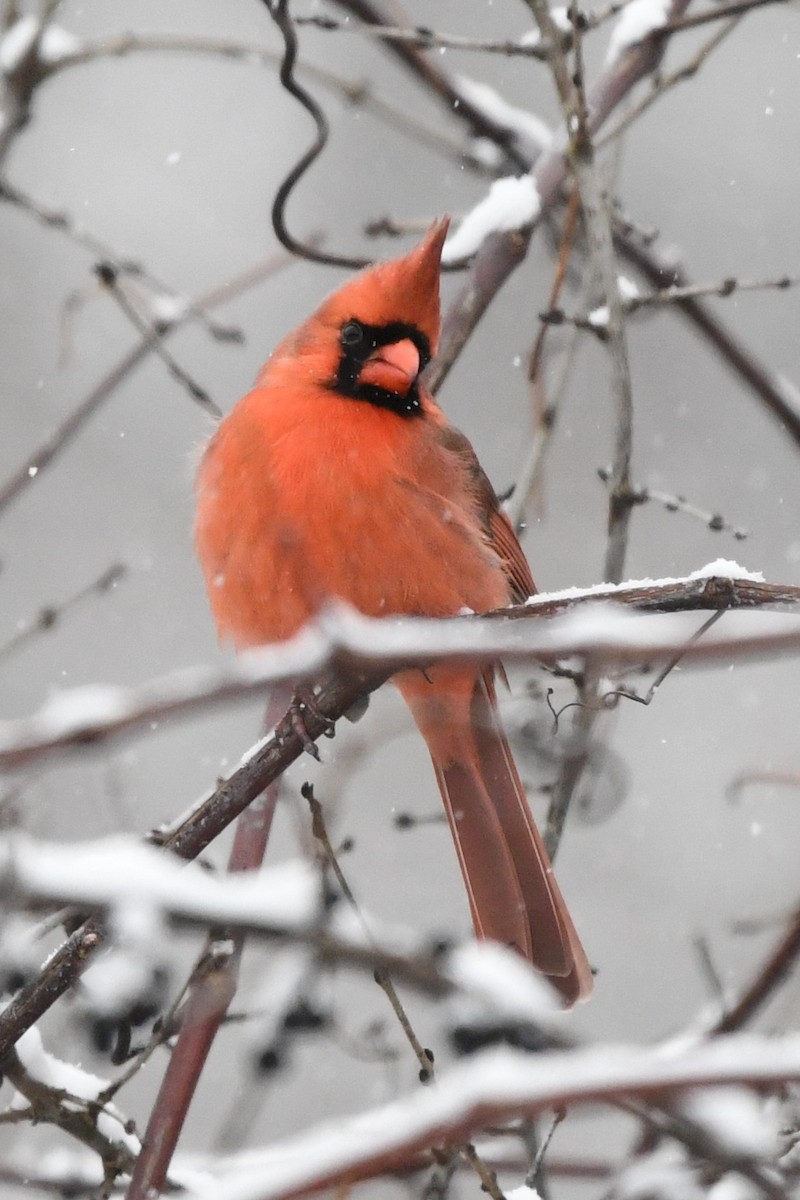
0;3;63;168
0;835;457;1060
2;838;321;937
3;1030;140;1187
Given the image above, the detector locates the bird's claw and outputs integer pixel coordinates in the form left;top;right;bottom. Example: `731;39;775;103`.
284;691;336;760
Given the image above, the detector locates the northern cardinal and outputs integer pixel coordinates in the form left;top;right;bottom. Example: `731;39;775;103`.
195;221;592;1003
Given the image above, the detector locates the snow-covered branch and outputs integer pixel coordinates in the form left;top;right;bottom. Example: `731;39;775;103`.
0;568;798;771
188;1036;800;1200
0;836;452;997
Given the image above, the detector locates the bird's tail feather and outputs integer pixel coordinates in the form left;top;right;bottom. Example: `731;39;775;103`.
401;667;592;1005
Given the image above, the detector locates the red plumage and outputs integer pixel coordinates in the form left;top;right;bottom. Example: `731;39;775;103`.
195;221;592;1003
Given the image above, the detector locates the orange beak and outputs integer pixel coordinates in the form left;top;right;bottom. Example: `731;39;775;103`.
359;338;420;395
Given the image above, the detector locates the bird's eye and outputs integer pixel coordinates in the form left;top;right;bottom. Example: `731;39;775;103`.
340;320;364;348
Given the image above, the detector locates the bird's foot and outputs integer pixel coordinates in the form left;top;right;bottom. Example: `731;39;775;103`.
282;689;336;760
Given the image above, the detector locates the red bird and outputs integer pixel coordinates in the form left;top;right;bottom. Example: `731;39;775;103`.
195;221;592;1003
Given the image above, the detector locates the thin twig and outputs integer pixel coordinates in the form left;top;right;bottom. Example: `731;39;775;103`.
627;273;798;310
597;467;748;540
662;0;786;32
303;783;434;1079
462;1142;506;1200
0;562;125;664
0;242;299;519
508;254;599;533
618;234;800;448
544;656;605;859
301;790;506;1200
0;179;241;343
93;262;221;417
603;611;723;707
544;272;799;329
713;909;800;1034
525;1109;566;1191
294;15;560;60
526;0;640;584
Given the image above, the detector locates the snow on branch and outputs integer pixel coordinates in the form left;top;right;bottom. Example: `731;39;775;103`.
190;1036;800;1200
606;0;672;64
7;1026;139;1163
442;175;541;264
0;570;799;771
0;834;453;997
0;15;80;73
1;836;321;934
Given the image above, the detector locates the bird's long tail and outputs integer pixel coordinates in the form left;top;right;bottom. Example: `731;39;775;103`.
397;666;592;1005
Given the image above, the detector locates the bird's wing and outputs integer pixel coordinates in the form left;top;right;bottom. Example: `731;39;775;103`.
436;423;536;603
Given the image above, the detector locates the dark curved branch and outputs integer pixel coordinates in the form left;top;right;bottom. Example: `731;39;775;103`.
263;0;372;269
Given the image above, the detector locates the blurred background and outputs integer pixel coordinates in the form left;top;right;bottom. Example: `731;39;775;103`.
1;0;799;1192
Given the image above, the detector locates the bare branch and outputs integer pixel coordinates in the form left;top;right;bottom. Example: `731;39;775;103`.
713;909;800;1034
596;468;748;540
616;235;800;447
294;15;562;60
93;262;221;417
